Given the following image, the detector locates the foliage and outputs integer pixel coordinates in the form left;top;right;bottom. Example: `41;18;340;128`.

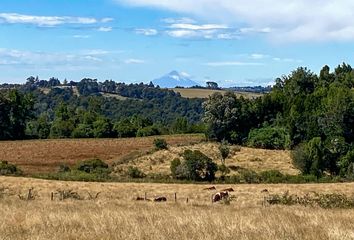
247;126;290;150
218;140;230;164
171;150;218;181
266;191;354;209
75;159;109;174
127;166;146;178
0;161;22;176
153;138;168;150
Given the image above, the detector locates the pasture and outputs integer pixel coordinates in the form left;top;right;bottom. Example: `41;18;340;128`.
1;176;354;240
0;134;203;174
171;88;263;99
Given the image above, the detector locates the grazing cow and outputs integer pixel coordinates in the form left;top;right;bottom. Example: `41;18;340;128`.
261;189;269;193
212;191;229;203
136;197;145;201
221;188;234;192
203;186;216;191
154;196;167;202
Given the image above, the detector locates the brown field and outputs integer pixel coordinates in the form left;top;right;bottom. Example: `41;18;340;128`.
171;88;263;99
1;176;354;240
0;135;203;174
116;142;299;176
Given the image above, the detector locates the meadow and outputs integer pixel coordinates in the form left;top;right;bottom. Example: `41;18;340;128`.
0;134;203;174
1;176;354;240
171;88;263;99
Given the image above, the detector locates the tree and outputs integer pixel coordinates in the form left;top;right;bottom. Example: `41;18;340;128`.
182;150;217;181
218;140;230;164
203;92;255;143
206;81;219;89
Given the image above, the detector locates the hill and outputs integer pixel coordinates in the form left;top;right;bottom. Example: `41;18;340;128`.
113;142;299;176
171;88;263;99
0;135;204;174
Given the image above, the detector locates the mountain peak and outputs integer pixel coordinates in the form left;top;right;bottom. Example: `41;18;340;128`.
153;71;198;88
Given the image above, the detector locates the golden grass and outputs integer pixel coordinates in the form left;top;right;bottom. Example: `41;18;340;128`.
119;143;299;176
1;176;354;240
0;134;203;174
171;88;263;99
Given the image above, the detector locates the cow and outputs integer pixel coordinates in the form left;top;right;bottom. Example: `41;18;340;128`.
203;186;216;191
154;196;167;202
261;189;269;193
221;187;234;192
212;191;229;203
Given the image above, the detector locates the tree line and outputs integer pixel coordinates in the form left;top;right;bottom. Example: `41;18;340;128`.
203;63;354;178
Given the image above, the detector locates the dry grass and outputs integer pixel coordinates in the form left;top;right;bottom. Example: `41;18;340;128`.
118;142;299;176
1;176;354;240
0;134;203;174
171;88;263;99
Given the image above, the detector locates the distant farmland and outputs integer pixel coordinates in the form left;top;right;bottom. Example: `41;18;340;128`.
171;88;263;99
0;134;204;174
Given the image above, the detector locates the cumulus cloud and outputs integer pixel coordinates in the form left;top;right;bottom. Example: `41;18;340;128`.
124;58;146;64
115;0;354;42
135;28;158;36
0;13;100;26
97;26;113;32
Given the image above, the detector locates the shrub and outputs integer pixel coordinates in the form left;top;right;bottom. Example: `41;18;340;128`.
260;170;284;183
247;126;290;150
127;166;146;178
75;158;109;174
238;169;260;183
136;126;160;137
0;161;21;176
170;158;181;178
219;141;230;164
183;150;218;181
153;138;168;150
58;164;71;173
218;164;230;179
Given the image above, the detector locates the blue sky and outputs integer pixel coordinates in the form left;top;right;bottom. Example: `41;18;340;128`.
1;0;354;86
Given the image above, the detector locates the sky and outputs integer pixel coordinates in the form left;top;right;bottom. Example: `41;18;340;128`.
1;0;354;87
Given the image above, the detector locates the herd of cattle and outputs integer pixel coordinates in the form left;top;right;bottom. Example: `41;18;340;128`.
135;186;255;203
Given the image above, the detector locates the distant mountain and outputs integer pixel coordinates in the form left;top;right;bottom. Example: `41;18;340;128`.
153;71;199;88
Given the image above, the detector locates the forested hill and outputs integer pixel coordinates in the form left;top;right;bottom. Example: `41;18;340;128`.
0;78;204;139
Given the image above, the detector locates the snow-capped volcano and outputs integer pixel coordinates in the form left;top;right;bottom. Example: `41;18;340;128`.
152;71;199;88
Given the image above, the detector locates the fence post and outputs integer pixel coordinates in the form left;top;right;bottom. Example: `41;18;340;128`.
144;192;147;201
186;197;189;203
51;192;54;201
174;192;177;202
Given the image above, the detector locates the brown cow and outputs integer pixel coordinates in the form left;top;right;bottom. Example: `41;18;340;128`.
221;188;234;192
212;191;229;203
203;186;216;191
154;196;167;202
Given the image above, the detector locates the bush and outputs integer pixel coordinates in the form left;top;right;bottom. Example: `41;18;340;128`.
170;158;181;178
136;126;160;137
153;138;168;150
292;137;326;177
238;169;260;183
0;161;21;176
247;126;290;150
219;141;230;164
260;170;284;183
127;166;146;178
75;159;109;174
183;150;218;181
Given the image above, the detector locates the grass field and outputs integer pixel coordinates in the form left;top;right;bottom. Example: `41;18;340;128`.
1;176;354;240
119;142;299;176
0;134;203;174
171;88;263;99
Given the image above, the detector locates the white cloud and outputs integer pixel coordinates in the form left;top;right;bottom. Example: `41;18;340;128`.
135;28;158;36
0;48;109;68
73;35;91;39
97;26;113;32
169;23;228;30
0;13;99;26
250;53;269;59
115;0;354;42
124;58;145;64
101;17;114;23
205;61;264;67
